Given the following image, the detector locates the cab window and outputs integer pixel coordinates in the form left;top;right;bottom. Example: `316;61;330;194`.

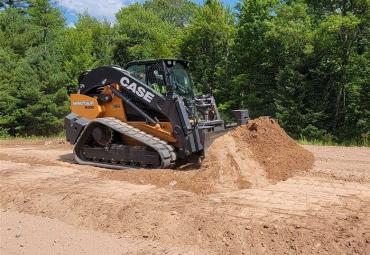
127;65;146;84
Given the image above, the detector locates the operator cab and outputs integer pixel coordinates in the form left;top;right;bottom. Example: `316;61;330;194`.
125;59;194;100
126;59;196;117
126;59;226;130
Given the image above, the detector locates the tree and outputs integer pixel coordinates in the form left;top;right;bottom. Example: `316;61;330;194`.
62;14;113;87
0;47;19;136
230;0;369;144
28;0;64;45
112;3;182;65
268;2;318;138
231;0;280;117
0;6;33;55
0;0;68;136
305;0;370;142
143;0;198;27
180;0;234;112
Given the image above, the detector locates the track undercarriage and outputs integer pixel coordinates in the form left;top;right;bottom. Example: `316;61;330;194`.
73;118;176;169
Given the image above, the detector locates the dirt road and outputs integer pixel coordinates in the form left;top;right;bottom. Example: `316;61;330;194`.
0;141;369;254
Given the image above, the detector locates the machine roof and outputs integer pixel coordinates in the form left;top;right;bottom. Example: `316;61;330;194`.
125;59;190;67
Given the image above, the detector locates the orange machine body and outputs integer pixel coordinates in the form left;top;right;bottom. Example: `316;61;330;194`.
70;90;177;145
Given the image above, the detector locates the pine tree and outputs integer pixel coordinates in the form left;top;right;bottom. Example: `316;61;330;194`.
0;0;68;136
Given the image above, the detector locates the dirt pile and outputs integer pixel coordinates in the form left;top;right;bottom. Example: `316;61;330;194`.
197;117;314;192
98;117;314;194
232;116;315;182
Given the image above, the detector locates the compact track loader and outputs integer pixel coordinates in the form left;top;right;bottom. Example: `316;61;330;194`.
65;59;249;169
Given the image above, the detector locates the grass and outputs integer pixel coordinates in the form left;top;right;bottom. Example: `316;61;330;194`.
298;137;369;147
0;132;65;141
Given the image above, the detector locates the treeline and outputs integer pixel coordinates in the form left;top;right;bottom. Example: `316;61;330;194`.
0;0;369;145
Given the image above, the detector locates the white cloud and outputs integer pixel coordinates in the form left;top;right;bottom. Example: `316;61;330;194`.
56;0;133;22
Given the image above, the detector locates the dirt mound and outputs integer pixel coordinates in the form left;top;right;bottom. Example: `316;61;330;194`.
195;116;314;192
232;117;315;182
98;117;314;194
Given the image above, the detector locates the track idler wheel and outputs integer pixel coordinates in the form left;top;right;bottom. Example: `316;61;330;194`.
92;125;113;146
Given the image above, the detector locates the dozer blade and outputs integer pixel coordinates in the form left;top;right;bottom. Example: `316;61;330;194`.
203;128;235;156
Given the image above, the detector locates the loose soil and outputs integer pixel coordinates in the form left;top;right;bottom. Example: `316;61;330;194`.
234;117;315;182
0;120;369;254
99;117;314;194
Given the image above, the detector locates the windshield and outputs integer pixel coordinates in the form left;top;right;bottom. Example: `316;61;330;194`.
169;63;194;98
168;63;196;116
127;64;146;83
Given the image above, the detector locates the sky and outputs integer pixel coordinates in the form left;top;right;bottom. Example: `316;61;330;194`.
55;0;239;26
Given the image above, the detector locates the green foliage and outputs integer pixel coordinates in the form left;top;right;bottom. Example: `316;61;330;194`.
180;0;234;106
112;3;182;65
269;2;315;138
230;0;369;144
0;0;68;136
231;0;280;117
0;7;33;55
62;14;113;87
143;0;198;27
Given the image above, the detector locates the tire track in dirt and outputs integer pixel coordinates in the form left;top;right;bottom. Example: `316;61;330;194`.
209;176;370;223
1;211;205;255
1;143;369;254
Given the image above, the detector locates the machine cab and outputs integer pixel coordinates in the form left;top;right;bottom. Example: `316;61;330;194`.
125;59;226;131
125;59;194;100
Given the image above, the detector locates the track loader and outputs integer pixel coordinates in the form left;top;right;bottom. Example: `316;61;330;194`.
65;59;249;169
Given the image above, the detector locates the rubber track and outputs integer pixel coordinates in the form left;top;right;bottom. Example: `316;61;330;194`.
74;117;177;169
